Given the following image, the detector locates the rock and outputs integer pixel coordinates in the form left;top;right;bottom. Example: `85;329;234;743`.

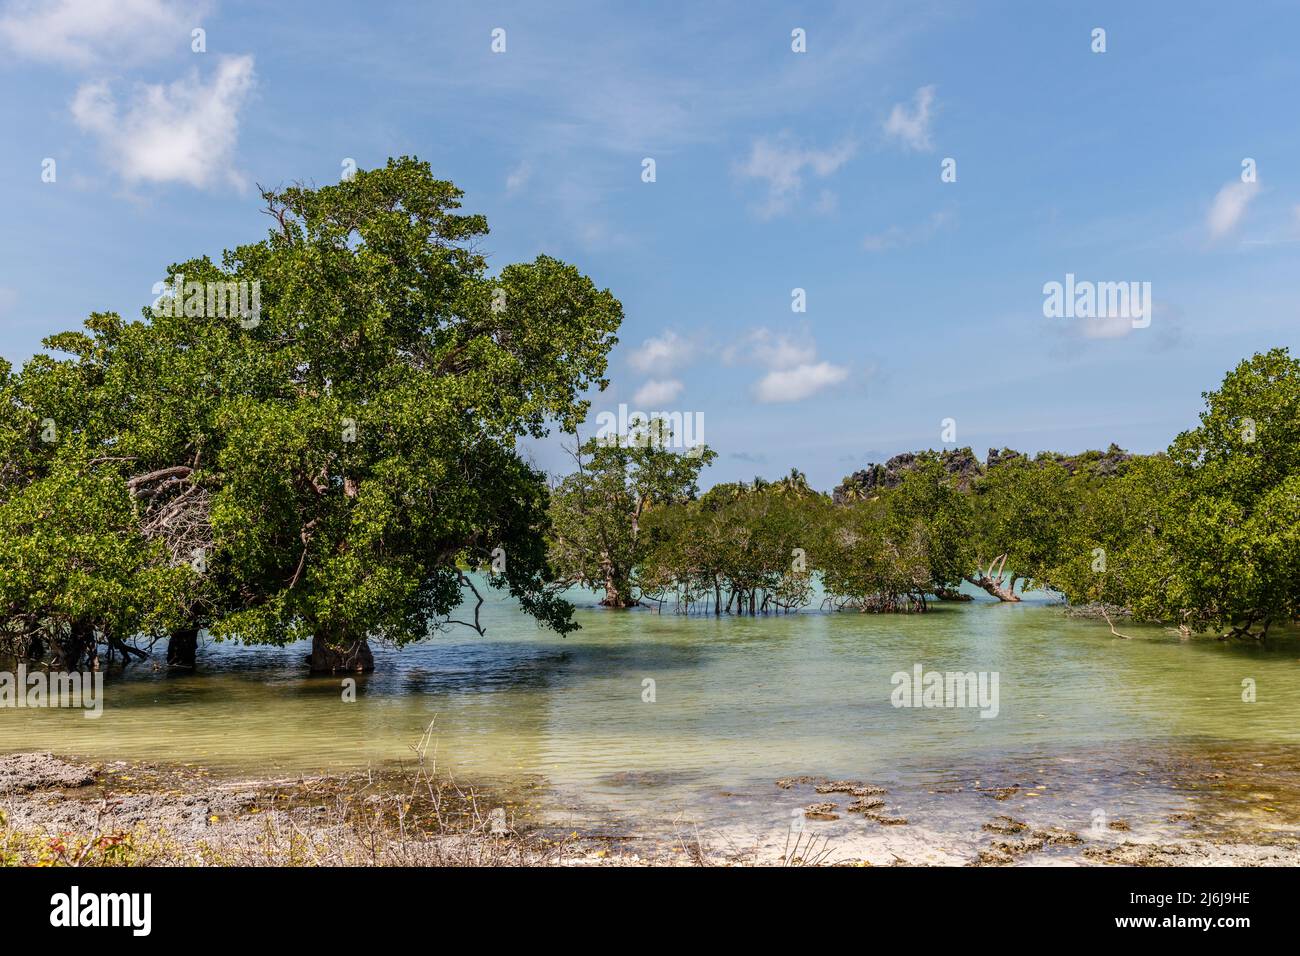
982;815;1029;835
833;449;983;504
1033;827;1083;846
775;776;825;789
804;802;839;820
846;797;886;813
0;752;97;793
982;785;1020;801
815;780;887;796
973;847;1015;866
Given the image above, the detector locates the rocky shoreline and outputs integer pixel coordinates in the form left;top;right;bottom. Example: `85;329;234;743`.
2;751;1298;867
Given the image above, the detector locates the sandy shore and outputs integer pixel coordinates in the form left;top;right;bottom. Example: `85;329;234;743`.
3;750;1299;866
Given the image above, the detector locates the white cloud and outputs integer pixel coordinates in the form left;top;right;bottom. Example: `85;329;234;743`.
725;326;848;403
883;85;937;152
724;328;815;369
863;209;953;252
0;0;206;66
505;161;532;194
71;55;255;190
633;378;684;406
628;330;696;373
735;135;855;219
756;362;849;403
1077;313;1138;340
1206;181;1258;239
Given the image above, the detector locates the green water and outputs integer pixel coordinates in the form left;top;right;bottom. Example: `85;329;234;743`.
3;587;1299;844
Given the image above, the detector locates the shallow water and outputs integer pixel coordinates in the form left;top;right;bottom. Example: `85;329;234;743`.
3;586;1299;851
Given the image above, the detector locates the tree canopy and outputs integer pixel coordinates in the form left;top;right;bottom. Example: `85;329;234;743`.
550;349;1298;641
0;157;623;670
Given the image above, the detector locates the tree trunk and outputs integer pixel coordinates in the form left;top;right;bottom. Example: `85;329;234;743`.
166;627;199;669
308;633;374;673
50;623;97;671
600;569;636;608
5;631;44;662
602;577;625;607
932;586;973;602
963;574;1021;602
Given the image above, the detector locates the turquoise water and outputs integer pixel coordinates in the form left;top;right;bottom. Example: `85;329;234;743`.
3;585;1298;842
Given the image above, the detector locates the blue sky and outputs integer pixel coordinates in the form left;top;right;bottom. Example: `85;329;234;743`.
1;0;1298;490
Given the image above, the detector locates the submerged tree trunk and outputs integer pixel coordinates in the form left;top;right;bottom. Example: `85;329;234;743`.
600;567;636;608
932;586;973;602
602;578;625;607
308;633;375;673
166;627;200;669
49;622;98;671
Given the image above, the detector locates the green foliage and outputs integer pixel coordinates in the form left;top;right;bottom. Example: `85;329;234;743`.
968;456;1078;591
561;350;1298;633
882;457;975;595
3;163;1295;658
814;498;932;612
640;471;825;614
0;440;192;654
0;157;622;662
1051;349;1300;637
548;421;716;607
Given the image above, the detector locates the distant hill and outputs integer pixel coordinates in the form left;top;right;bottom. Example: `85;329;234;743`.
832;443;1139;504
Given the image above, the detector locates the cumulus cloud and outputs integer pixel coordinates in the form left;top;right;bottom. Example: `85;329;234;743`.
735;135;855;219
755;362;848;402
883;85;937;152
726;327;848;403
71;55;255;189
724;327;815;369
628;330;696;374
1206;181;1259;239
0;0;206;66
633;378;684;406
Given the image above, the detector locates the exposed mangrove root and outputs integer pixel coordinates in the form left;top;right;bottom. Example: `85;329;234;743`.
822;594;928;614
